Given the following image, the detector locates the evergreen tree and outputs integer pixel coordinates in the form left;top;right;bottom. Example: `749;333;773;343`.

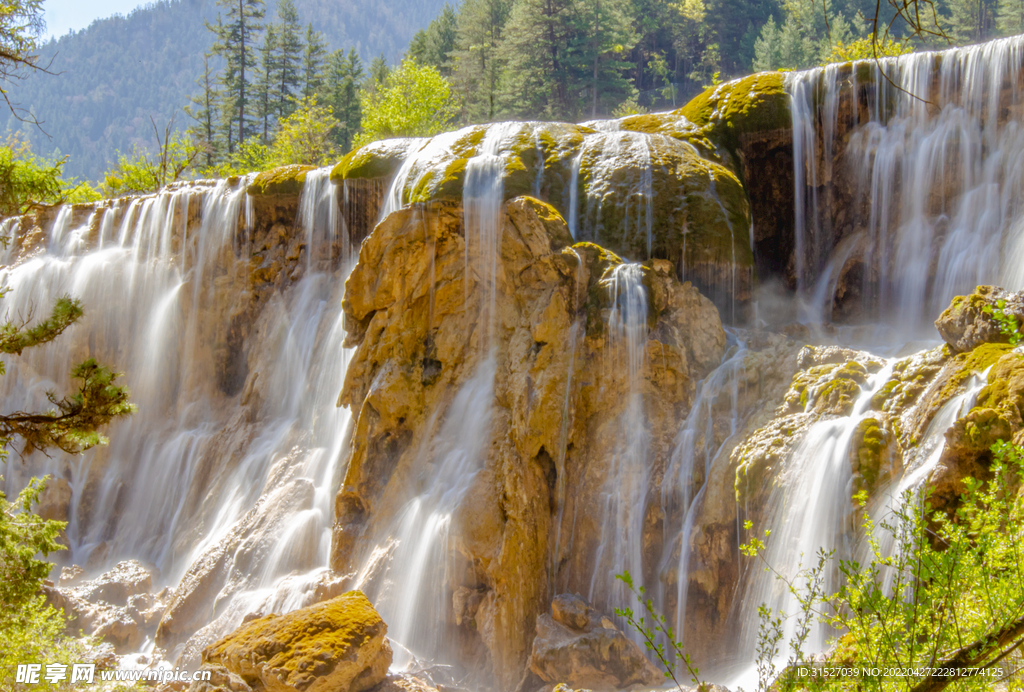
943;0;997;41
301;24;328;98
274;0;305;120
409;3;459;75
325;48;364;152
573;0;637;118
450;0;513;122
255;24;279;143
998;0;1024;33
185;53;220;168
208;0;266;150
368;54;391;94
498;0;576;119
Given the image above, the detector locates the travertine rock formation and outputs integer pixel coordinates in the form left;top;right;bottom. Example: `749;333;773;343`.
330;195;727;688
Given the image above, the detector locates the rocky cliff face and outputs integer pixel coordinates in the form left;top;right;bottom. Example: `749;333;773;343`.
329;194;726;688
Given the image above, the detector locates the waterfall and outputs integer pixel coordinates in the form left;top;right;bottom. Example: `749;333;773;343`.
0;175;355;655
789;36;1024;326
588;263;650;616
659;332;751;646
349;122;528;669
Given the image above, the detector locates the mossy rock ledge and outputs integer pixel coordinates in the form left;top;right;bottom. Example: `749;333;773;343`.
198;591;392;692
332;118;757;317
248;165;315;197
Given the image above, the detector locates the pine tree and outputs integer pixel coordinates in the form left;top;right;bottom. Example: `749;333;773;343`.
255;24;279;142
274;0;305;120
943;0;997;42
450;0;513;122
368;54;391;93
185;53;220;168
573;0;637;118
325;48;364;152
208;0;265;150
301;24;328;99
409;3;459;75
497;0;576;119
998;0;1024;33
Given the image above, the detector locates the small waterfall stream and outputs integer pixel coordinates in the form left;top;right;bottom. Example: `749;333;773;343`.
588;262;651;610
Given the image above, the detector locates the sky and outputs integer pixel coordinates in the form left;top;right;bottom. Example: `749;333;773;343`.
43;0;147;40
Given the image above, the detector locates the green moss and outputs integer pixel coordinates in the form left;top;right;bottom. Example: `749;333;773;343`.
937;342;1014;403
871;380;899;410
206;590;385;682
675;72;789;157
330;138;423;182
247;164;313;196
851;418;886;492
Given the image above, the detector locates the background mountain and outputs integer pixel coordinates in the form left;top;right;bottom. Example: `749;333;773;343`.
0;0;446;180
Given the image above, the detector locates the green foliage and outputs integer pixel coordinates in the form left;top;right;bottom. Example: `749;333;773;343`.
0;478;65;617
818;35;914;64
741;442;1024;691
324;48;364;152
301;24;328;99
101;128;200;196
613;570;704;692
408;2;458;75
268;95;339;166
208;0;266;150
0;139;89;217
355;58;458;146
0;478;89;692
274;0;305;121
449;0;511;122
982;299;1021;347
998;0;1024;34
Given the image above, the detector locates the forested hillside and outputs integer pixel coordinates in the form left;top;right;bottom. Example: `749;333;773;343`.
408;0;1024;123
3;0;1020;182
0;0;446;179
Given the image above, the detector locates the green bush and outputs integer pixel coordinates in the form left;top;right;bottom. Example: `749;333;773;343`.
742;441;1024;691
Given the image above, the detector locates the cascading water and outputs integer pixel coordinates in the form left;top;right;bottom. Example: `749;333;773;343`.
350;122;527;669
659;332;751;645
0;175;356;659
790;37;1024;326
568;132;655;257
587;262;651;613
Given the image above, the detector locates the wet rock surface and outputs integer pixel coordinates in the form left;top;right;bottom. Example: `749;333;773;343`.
44;560;172;654
331;195;726;688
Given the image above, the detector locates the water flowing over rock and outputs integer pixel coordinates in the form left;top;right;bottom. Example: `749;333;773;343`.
786;38;1024;327
331;193;726;689
332;116;762;319
6;32;1024;692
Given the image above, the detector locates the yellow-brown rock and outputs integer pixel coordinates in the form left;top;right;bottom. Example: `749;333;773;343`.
202;591;391;692
331;195;727;690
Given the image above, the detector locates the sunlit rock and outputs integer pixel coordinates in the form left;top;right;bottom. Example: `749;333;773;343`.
200;591;391;692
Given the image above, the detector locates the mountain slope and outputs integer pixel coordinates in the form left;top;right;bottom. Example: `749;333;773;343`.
1;0;445;180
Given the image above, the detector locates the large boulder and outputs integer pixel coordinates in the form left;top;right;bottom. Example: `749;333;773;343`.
935;286;1024;353
331;118;754;314
201;591;392;692
526;595;660;691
